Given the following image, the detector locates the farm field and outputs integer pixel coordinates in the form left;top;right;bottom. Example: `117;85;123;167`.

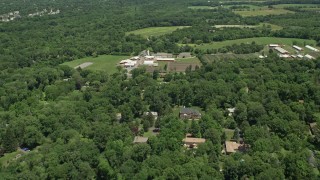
126;26;190;38
272;4;320;8
234;8;293;16
195;37;317;51
188;6;216;9
201;53;259;62
176;57;200;63
61;55;129;74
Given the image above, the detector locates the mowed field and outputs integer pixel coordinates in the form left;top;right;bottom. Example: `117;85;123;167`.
61;55;129;74
126;26;190;38
195;37;317;51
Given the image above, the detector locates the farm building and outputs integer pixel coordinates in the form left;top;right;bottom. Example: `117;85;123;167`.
269;44;279;48
179;107;201;119
274;47;289;54
297;54;304;58
145;55;155;60
156;57;175;62
293;45;303;51
305;45;319;52
183;137;206;149
305;54;315;60
279;54;291;58
143;60;155;66
133;136;148;144
178;52;192;58
130;56;140;60
120;59;137;67
153;52;173;58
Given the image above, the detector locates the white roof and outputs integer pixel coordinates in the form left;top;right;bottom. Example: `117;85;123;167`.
279;54;291;58
143;60;154;65
130;56;140;60
275;47;289;54
293;45;303;51
120;59;133;64
269;44;279;47
297;54;304;58
145;56;154;59
305;45;319;52
305;54;315;59
156;57;175;61
227;108;236;113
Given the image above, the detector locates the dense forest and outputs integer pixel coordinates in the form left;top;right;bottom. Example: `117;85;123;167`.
1;0;320;179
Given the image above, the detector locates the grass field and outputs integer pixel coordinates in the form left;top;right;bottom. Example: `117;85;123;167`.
126;26;190;38
213;23;282;31
195;37;317;51
188;6;216;10
61;55;129;74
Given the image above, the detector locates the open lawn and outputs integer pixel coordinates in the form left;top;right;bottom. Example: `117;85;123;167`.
196;37;317;51
61;55;129;74
126;26;190;38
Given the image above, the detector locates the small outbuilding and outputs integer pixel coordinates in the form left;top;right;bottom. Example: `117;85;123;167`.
133;136;148;144
178;52;192;58
179;107;201;120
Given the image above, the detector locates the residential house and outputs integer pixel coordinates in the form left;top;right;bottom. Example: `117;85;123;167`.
179;107;201;120
225;141;248;154
183;136;206;148
227;107;236;117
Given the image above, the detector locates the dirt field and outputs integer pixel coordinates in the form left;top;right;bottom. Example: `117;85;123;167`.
167;62;200;72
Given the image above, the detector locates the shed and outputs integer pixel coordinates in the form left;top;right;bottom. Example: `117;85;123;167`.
179;107;201;120
293;45;303;51
305;54;315;60
274;47;289;54
133;136;148;144
153;53;173;58
178;52;192;58
305;45;319;52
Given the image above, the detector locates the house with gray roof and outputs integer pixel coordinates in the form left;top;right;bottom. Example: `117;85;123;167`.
179;107;201;120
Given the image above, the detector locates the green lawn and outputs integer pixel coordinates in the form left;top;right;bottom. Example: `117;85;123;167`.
0;151;21;167
196;37;317;51
126;26;190;38
224;129;235;141
61;55;129;74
